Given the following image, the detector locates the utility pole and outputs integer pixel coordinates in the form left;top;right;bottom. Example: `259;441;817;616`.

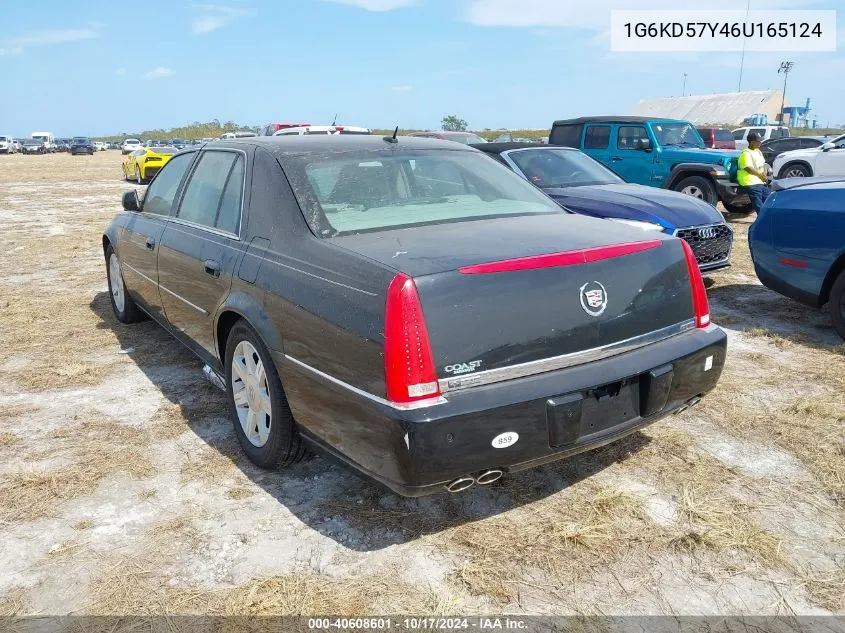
682;73;687;97
778;61;794;124
738;0;751;91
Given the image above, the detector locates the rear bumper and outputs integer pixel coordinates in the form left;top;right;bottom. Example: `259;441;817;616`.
279;324;727;497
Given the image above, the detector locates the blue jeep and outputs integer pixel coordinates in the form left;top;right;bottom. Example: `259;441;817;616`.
550;116;752;214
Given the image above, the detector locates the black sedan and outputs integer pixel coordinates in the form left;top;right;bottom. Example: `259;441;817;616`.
760;136;826;166
472;143;733;272
70;137;96;155
103;136;726;496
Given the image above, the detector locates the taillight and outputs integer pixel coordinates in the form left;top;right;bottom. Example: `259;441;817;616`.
680;240;710;328
384;273;441;404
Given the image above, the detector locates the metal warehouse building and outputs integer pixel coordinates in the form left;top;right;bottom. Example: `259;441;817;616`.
631;90;786;126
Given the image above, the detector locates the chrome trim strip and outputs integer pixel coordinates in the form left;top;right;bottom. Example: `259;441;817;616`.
259;257;378;296
283;354;448;411
438;319;696;394
166;216;241;241
123;262;208;315
158;283;208;315
121;261;157;286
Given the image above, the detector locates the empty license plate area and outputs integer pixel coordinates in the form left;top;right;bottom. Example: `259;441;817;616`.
546;377;641;448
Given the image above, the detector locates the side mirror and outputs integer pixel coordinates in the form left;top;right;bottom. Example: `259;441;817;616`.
122;190;140;212
636;138;652;152
821;142;835;151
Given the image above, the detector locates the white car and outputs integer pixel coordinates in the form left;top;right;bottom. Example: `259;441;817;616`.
121;139;142;155
772;134;845;179
0;135;16;154
732;125;790;151
272;125;370;136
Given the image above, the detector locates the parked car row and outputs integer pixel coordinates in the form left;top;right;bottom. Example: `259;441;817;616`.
104;134;727;497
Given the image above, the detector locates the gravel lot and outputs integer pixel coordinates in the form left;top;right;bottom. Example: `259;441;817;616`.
0;151;843;618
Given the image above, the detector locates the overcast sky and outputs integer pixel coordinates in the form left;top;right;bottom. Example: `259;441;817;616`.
0;0;842;136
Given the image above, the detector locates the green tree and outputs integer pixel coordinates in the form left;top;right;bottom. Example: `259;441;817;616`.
441;115;468;131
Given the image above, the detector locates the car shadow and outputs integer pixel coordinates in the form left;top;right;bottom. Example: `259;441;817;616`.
708;282;843;351
90;291;652;552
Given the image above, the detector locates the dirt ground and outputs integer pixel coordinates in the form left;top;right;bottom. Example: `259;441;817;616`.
0;151;843;618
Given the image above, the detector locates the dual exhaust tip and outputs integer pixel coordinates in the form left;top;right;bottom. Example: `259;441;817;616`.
445;469;504;493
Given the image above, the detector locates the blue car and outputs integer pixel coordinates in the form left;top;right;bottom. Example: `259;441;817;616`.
474;143;733;272
749;176;845;340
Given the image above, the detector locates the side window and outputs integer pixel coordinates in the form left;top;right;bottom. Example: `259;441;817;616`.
732;129;746;140
800;138;820;149
177;151;239;229
550;124;581;147
132;149;145;157
584;125;610;150
141;152;194;216
215;156;245;234
750;128;765;139
835;137;845;149
617;126;648;150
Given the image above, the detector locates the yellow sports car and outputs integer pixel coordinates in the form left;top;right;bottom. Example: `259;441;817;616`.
122;146;178;184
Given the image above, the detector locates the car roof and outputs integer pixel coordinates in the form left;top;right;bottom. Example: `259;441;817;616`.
552;116;684;126
205;134;479;155
470;142;572;154
771;176;845;191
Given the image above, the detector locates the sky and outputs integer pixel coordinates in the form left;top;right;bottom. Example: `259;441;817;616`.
0;0;843;136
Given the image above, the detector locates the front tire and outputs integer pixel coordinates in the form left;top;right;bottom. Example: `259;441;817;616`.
225;320;306;470
674;176;717;206
830;271;845;341
778;163;811;179
105;245;145;324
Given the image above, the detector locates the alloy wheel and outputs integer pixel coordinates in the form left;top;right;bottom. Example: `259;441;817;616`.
784;167;807;178
231;340;272;447
108;253;125;313
681;185;704;199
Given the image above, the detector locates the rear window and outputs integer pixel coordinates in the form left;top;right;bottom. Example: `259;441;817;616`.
715;129;734;142
287;150;562;237
338;130;371;135
550;124;582;147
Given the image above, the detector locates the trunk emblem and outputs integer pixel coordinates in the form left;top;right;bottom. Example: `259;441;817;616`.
580;281;608;316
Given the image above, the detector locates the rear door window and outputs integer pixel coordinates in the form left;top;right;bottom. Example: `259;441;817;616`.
177;151;242;232
584;125;610;149
715;129;734;142
732;129;746;140
550;124;582;147
750;128;765;139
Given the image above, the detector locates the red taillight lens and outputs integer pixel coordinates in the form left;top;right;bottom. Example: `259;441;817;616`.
384;274;441;404
680;240;710;328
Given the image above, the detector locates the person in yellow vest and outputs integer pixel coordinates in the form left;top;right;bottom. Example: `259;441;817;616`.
737;132;771;213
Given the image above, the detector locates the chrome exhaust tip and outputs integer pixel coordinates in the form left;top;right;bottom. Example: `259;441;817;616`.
445;476;475;493
674;405;689;415
687;396;702;409
475;469;504;485
202;364;226;391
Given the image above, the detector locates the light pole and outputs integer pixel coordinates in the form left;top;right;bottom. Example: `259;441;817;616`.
778;61;794;124
738;0;751;91
682;73;687;97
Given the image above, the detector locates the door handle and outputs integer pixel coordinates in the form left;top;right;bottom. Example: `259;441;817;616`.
610;156;623;162
145;237;156;250
204;260;221;278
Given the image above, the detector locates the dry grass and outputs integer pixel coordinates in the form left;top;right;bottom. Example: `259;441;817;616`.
179;439;244;485
446;482;658;603
800;567;845;612
73;519;94;530
226;487;255;500
0;432;21;446
746;327;794;350
138;488;157;500
0;416;155;522
672;484;785;565
0;403;40;420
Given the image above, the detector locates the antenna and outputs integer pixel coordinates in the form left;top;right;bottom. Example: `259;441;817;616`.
383;126;399;144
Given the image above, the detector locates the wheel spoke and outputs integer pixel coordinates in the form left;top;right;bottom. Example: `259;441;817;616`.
255;359;266;387
233;388;249;408
232;357;248;383
257;412;271;444
260;392;272;418
246;409;259;442
244;348;257;376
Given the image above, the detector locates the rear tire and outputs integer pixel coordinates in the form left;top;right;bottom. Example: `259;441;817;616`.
225;321;307;470
136;165;144;185
778;163;811;179
105;245;145;324
674;176;718;206
723;200;754;216
830;271;845;341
